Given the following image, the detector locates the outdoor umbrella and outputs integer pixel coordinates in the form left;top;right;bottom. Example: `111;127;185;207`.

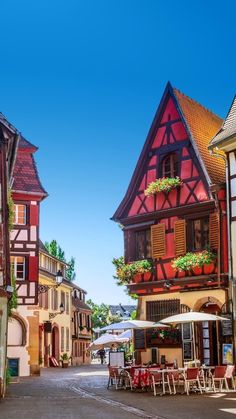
88;333;129;351
159;311;229;363
101;320;169;362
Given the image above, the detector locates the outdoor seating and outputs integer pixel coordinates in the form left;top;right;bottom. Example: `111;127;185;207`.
167;370;184;394
183;367;202;395
212;366;227;392
107;366;121;390
225;365;235;390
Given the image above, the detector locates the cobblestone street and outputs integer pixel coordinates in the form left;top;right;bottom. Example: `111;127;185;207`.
1;364;236;418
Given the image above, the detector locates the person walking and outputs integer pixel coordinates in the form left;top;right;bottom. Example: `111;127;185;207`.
97;349;105;364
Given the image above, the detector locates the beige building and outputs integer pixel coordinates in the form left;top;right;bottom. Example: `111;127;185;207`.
38;242;73;367
71;285;92;366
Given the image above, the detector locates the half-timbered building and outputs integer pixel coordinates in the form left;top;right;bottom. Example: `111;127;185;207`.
0;115;19;397
7;137;47;376
209;95;236;357
71;285;92;366
113;83;230;366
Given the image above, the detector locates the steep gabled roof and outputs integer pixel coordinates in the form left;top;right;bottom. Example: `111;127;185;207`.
209;96;236;148
13;146;48;197
72;297;91;311
112;83;225;222
173;88;225;185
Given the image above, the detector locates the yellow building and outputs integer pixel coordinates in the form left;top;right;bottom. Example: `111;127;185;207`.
38;242;73;367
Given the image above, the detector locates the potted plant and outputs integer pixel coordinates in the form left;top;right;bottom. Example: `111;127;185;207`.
144;177;182;197
112;257;153;285
171;250;216;273
60;353;71;368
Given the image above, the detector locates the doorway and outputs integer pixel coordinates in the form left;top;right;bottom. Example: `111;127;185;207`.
197;301;221;365
52;326;59;361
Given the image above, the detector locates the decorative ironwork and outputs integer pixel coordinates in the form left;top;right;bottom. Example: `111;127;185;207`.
49;312;60;320
38;284;58;294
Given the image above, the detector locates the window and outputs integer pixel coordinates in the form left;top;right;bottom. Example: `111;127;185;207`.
14;204;26;225
135;230;151;260
146;299;180;322
66;293;69;314
66;327;69;351
162;154;178;178
11;256;25;280
52;289;58;311
61;291;65;309
61;327;64;352
189;217;209;251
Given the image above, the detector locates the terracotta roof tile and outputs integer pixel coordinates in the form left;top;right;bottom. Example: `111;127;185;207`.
72;297;91;311
13;150;48;197
174;88;226;184
19;137;38;152
209;96;236;147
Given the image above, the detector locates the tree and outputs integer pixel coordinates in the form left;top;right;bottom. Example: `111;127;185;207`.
44;239;76;282
87;300;110;329
66;257;76;281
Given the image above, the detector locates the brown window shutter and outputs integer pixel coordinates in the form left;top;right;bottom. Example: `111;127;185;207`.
174;220;186;256
209;213;219;250
151;223;166;258
124;230;135;262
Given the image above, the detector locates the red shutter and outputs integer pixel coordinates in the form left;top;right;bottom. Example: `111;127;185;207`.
29;205;39;226
28;256;38;281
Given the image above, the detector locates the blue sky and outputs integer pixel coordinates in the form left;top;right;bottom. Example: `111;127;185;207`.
0;1;235;304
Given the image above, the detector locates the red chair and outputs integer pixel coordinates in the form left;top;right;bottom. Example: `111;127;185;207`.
212;366;227;392
167;370;185;394
107;366;121;390
225;365;235;390
183;368;202;395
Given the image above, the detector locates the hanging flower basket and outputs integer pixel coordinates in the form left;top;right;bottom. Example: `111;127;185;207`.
171;250;216;273
112;257;153;285
144;177;182;197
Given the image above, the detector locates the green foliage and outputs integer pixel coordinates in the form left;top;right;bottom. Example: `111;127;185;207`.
131;310;137;320
60;353;71;361
87;299;110;329
66;257;76;282
5;368;12;386
144;177;182;196
8;270;18;318
171;250;216;272
44;239;75;281
112;256;153;285
7;189;14;232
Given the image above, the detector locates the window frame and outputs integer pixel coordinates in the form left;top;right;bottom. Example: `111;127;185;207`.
11;256;26;281
161;153;179;178
14;204;27;225
135;229;151;260
187;216;209;252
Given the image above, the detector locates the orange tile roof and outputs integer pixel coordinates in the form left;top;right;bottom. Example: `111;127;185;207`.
173;88;225;184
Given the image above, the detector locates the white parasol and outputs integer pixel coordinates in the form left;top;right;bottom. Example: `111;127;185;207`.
88;333;129;351
159;311;229;363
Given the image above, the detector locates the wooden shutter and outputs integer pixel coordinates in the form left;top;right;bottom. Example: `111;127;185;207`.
151;223;166;258
29;205;39;226
209;213;219;249
124;230;135;262
174;220;186;256
28;256;38;281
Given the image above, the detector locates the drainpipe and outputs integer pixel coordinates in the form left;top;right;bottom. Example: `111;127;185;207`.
209;150;232;278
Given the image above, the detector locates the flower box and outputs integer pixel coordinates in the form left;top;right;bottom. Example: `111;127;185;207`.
171;250;216;273
144;177;182;197
112;257;153;285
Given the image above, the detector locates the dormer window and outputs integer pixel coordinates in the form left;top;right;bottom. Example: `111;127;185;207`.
162;153;178;178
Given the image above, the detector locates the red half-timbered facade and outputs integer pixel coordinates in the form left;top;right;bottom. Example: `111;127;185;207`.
7;137;47;377
113;83;230;366
10;138;47;305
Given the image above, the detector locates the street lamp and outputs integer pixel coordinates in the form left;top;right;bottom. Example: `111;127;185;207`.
49;303;65;320
38;270;64;294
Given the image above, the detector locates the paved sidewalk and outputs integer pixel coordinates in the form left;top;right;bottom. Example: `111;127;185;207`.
1;364;236;418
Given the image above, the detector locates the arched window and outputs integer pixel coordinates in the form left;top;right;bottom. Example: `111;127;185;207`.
162;154;178;178
7;316;26;346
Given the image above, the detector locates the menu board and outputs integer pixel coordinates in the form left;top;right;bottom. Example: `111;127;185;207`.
109;351;125;367
134;329;146;350
222;318;233;336
183;341;192;360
